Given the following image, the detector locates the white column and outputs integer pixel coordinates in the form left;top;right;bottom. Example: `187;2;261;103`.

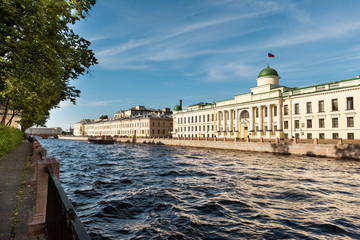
223;110;226;132
230;110;233;132
277;103;282;130
267;104;271;131
235;109;239;131
249;107;254;132
259;106;263;131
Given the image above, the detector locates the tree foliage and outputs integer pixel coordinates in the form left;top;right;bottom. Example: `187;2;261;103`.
0;0;97;130
99;115;108;120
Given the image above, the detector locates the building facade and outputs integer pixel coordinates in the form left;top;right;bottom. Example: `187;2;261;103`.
74;106;173;138
173;66;360;140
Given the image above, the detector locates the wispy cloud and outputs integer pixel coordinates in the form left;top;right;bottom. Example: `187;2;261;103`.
78;99;123;107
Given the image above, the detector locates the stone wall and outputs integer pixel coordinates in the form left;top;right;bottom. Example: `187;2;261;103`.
116;137;360;160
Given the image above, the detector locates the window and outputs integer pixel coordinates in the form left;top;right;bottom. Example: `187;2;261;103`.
307;133;312;139
295;120;300;129
255;108;259;118
319;133;325;139
158;122;160;127
332;133;339;139
347;97;354;110
284;133;288;139
295;133;300;139
306;102;312;113
318;100;324;112
274;106;277;116
294;103;299;114
347;117;354;127
332;118;338;128
319;119;325;128
332;99;338;111
284;105;289;115
265;107;268;117
307;119;312;128
284;121;289;129
195;116;197;123
184;118;186;124
212;114;214;121
348;133;354;140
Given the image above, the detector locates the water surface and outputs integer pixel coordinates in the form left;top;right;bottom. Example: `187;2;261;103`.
39;139;360;239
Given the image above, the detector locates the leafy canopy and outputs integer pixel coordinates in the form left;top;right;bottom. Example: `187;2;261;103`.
0;0;97;130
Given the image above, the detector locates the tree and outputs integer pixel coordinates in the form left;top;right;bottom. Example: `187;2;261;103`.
99;115;108;120
0;0;97;130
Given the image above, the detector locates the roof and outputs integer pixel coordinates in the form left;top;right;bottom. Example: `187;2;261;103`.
258;66;279;78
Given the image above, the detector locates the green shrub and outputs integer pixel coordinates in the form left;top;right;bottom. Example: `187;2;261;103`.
0;125;23;156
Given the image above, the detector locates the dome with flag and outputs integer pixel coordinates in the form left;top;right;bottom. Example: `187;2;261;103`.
258;66;279;78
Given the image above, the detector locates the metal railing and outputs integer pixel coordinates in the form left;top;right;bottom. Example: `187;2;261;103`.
46;166;90;240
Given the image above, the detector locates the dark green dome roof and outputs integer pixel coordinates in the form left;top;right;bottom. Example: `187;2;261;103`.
173;105;182;111
258;66;279;78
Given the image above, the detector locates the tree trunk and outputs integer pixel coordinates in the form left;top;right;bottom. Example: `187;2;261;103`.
6;110;17;126
1;98;11;125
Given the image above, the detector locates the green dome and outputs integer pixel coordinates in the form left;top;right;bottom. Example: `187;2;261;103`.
258;66;279;78
173;105;182;111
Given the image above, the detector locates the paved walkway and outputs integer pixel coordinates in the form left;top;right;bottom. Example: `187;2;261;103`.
0;140;35;240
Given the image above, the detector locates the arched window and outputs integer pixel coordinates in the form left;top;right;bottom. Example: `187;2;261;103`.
240;110;250;119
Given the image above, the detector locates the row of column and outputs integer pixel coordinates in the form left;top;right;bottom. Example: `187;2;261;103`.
217;102;282;133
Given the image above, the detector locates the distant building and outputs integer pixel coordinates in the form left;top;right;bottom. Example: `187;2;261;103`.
0;106;21;129
74;106;173;138
173;66;360;140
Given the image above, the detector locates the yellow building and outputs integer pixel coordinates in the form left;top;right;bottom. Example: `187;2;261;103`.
74;106;173;138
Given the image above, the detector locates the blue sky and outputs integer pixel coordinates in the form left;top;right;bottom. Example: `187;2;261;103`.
46;0;360;129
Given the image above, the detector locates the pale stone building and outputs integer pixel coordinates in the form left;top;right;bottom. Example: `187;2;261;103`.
173;66;360;140
74;106;173;138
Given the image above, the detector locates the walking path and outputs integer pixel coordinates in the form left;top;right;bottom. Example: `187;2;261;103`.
0;140;35;240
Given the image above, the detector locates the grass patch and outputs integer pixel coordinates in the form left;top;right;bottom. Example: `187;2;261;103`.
0;125;23;156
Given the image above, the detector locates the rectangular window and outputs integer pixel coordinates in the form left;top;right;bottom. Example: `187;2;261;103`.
284;105;289;115
348;133;354;140
184;118;186;124
295;120;300;129
319;119;325;128
347;97;354;110
307;133;312;139
307;119;312;128
274;106;277;116
332;133;339;139
294;103;299;114
332;99;338;111
255;108;259;118
347;117;354;127
295;133;299;139
195;116;197;123
332;118;338;128
264;107;268;117
306;102;312;113
284;121;288;129
319;133;325;139
212;114;214;121
318;100;324;112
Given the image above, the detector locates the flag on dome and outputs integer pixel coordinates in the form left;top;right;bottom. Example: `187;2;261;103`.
268;53;275;58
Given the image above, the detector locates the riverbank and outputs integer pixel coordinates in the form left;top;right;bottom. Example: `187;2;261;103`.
59;136;360;160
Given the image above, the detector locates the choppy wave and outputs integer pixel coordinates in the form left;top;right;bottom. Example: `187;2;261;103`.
40;139;360;240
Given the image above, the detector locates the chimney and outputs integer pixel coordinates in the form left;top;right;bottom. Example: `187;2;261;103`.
180;100;182;109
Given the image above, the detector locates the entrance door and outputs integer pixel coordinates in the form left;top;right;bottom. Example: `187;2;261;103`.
244;127;248;138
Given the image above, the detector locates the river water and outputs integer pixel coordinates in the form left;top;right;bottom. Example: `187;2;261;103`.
39;139;360;240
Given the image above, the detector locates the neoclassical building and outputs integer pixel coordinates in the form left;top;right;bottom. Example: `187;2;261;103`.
173;66;360;140
74;106;173;138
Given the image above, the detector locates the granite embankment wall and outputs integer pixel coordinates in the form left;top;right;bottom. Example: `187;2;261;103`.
118;138;360;160
58;136;360;159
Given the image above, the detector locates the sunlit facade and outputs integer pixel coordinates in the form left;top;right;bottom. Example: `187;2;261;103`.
74;106;173;138
173;66;360;140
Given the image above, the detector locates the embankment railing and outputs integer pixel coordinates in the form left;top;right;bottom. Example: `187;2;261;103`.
28;139;90;239
46;166;90;240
